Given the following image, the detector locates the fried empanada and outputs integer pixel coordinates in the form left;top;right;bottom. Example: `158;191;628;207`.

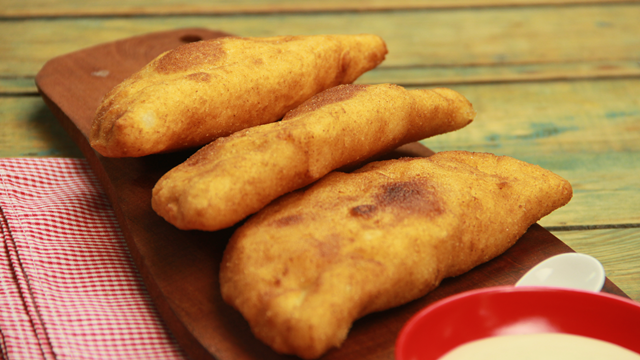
152;84;476;231
219;151;573;359
90;34;387;157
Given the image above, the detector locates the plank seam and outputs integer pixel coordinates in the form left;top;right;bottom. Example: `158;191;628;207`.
547;223;640;231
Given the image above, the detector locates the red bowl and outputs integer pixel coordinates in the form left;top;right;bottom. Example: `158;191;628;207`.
396;286;640;360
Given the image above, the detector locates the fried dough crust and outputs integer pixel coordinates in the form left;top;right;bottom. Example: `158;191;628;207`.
90;34;387;157
219;151;573;359
151;84;476;231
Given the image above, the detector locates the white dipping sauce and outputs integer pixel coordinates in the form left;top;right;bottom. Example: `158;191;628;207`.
439;333;640;360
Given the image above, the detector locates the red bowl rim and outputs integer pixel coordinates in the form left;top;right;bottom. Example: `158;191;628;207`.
395;285;640;360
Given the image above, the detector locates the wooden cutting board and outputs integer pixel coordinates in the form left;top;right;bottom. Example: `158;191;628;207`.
35;28;628;360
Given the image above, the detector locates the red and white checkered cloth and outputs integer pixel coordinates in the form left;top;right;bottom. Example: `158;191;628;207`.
0;158;187;360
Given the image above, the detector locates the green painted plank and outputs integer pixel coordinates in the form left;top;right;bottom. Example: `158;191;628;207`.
2;59;640;95
0;77;38;94
1;4;639;78
358;60;640;86
552;228;640;301
0;97;84;158
419;79;640;157
4;60;640;95
1;0;634;17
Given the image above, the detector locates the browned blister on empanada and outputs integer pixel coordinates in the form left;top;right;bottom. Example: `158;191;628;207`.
219;151;572;359
90;34;387;157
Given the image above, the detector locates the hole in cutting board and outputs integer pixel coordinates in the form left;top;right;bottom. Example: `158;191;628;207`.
180;34;203;43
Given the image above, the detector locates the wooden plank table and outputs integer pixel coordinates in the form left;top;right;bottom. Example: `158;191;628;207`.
2;0;640;357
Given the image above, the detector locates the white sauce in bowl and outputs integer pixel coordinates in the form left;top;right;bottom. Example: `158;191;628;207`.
439;333;640;360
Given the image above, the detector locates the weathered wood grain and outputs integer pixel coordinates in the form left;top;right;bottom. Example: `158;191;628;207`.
552;228;640;301
0;78;37;94
0;97;84;158
2;0;636;17
4;60;640;96
1;4;639;79
359;60;640;86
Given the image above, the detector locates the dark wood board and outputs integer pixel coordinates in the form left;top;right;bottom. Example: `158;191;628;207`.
35;28;628;360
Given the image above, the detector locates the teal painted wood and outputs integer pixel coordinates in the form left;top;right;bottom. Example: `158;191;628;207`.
1;4;639;76
0;97;84;158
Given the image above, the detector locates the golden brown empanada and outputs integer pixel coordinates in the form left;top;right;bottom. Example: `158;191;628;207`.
220;151;572;359
152;84;476;231
90;34;387;157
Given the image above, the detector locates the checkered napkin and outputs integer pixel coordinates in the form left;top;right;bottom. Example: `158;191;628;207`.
0;158;187;360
